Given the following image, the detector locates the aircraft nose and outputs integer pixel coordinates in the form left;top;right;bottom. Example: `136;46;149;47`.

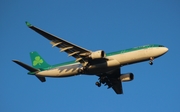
163;47;169;53
160;47;168;55
150;46;168;57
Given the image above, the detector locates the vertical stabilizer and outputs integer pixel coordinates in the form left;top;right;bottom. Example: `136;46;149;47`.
30;51;51;69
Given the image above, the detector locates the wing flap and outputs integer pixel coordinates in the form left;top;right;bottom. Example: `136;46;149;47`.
60;46;73;52
51;41;62;47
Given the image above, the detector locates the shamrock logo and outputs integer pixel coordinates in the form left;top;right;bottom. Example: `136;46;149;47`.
33;56;43;66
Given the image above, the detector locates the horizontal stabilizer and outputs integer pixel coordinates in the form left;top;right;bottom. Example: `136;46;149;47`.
13;60;46;82
36;76;46;82
12;60;38;72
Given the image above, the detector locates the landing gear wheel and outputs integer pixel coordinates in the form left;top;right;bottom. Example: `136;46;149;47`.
95;82;101;87
99;76;106;84
149;57;154;65
149;61;153;65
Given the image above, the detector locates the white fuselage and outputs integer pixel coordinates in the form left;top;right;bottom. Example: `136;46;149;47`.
36;47;168;77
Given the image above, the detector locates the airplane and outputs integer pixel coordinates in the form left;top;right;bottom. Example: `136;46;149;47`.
12;22;168;94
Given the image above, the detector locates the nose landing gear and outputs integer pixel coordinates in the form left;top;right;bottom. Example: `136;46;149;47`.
149;57;154;65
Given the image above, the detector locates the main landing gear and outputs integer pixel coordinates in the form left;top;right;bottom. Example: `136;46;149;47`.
95;76;112;88
149;57;154;65
78;63;90;74
95;76;105;87
95;82;101;87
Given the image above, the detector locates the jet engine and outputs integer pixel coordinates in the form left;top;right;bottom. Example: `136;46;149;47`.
89;50;106;59
120;73;134;82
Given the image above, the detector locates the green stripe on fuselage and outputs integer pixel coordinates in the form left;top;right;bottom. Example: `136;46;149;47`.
40;44;163;70
52;61;77;68
106;44;162;56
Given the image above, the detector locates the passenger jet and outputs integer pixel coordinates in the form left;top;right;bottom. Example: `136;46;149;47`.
12;22;168;94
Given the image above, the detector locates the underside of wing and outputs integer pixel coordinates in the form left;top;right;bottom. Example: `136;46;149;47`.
97;68;123;94
108;74;123;94
26;22;92;64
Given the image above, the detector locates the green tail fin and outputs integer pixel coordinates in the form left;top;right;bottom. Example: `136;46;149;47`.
30;51;51;68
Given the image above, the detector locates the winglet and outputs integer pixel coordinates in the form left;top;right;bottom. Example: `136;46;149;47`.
25;21;32;27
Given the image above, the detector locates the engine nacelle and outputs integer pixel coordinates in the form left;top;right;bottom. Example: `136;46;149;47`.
120;73;134;82
89;50;106;59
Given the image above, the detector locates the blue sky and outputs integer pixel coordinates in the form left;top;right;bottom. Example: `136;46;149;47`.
1;0;180;112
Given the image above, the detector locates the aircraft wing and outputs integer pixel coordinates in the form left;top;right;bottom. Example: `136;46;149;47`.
26;22;92;64
100;68;123;94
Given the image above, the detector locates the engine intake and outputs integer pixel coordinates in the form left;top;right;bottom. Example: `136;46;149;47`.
120;73;134;82
89;50;106;59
